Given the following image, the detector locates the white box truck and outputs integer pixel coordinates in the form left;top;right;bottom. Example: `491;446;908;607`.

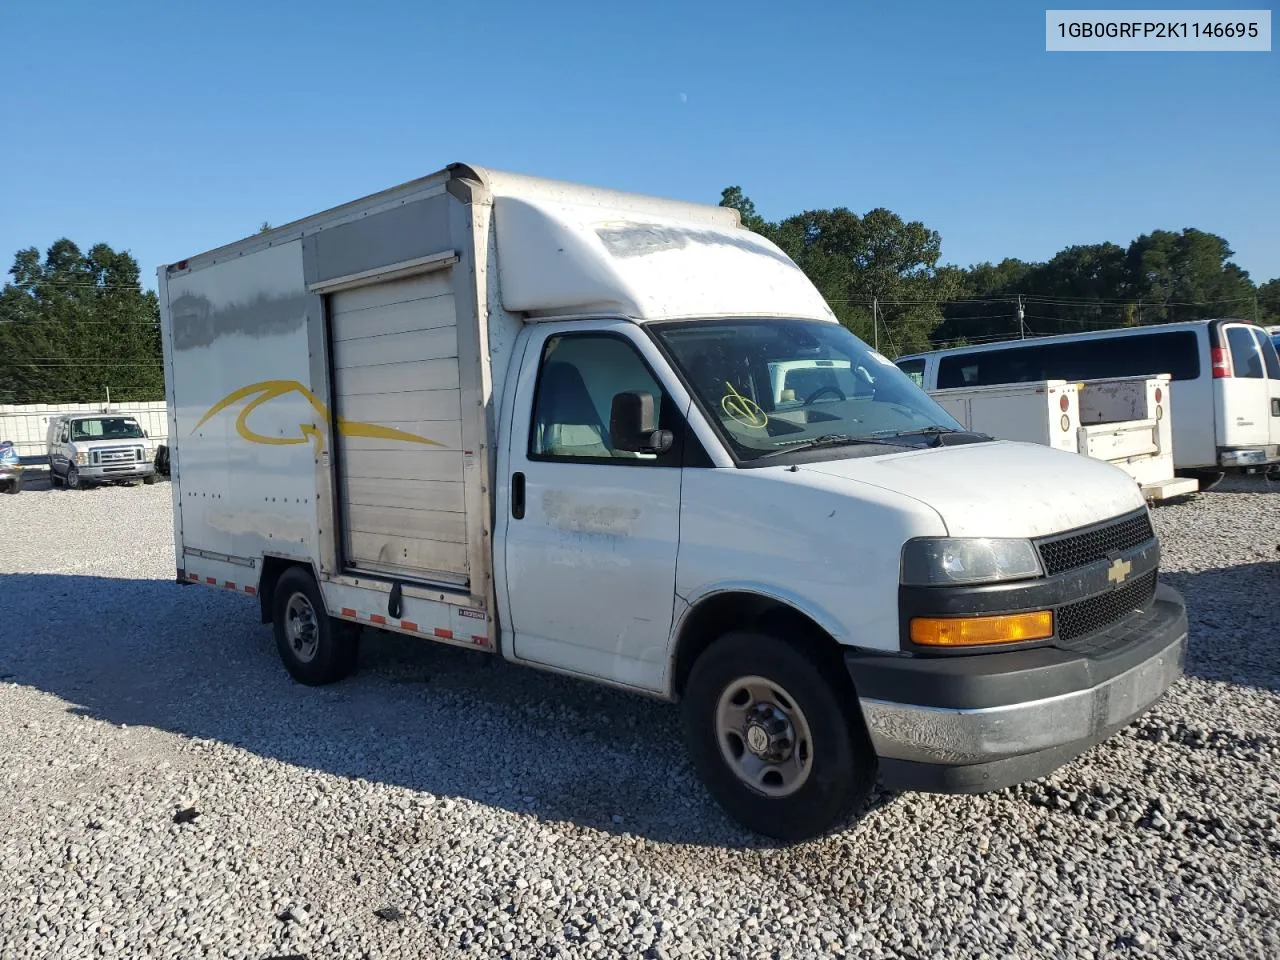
928;375;1199;502
157;163;1188;841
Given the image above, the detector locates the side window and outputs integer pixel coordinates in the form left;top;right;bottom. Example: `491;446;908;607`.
896;358;926;388
1250;328;1280;380
529;333;676;463
1226;326;1265;379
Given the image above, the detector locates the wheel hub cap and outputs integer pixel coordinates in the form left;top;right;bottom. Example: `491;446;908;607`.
714;675;813;798
285;593;319;663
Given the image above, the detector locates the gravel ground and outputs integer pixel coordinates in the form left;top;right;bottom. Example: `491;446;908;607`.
0;472;1277;960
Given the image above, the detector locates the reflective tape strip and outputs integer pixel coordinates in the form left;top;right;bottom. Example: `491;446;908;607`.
341;607;356;618
369;614;386;626
245;585;257;596
206;577;216;585
434;627;453;639
471;635;490;648
224;581;236;590
401;620;419;632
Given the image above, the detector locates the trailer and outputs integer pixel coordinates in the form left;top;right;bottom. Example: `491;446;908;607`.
929;374;1199;502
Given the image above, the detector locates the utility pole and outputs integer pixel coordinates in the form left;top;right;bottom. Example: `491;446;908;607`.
1016;295;1026;339
873;298;879;352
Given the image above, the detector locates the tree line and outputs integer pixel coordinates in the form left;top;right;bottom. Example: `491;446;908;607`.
720;187;1279;355
1;198;1277;404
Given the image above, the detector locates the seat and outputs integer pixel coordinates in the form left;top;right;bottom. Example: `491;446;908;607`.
533;361;612;458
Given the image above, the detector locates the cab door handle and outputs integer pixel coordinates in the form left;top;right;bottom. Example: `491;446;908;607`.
511;471;526;519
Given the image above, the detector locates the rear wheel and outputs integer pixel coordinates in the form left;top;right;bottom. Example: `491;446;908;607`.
681;630;876;842
3;474;19;495
271;566;358;685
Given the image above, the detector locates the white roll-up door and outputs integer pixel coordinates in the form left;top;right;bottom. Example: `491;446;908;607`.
328;270;468;586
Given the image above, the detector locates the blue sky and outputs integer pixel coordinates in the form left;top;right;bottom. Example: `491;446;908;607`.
1;1;1276;290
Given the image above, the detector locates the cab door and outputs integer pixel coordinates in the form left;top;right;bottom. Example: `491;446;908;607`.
498;321;689;693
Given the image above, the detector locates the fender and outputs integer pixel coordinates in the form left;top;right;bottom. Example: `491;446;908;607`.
664;579;854;696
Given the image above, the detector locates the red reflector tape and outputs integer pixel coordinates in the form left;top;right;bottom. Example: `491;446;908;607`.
224;581;235;590
340;607;356;618
187;572;198;581
369;614;386;625
434;627;453;639
245;585;257;595
206;577;216;585
400;620;419;632
472;635;488;647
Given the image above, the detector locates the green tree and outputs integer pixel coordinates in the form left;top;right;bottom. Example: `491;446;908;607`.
1257;278;1280;325
0;240;161;404
718;186;769;235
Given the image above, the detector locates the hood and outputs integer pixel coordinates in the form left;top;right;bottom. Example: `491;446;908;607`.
798;440;1147;539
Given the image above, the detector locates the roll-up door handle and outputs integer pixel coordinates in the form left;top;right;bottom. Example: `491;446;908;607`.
511;472;526;519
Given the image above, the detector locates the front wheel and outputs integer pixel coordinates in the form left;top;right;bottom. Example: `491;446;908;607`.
681;630;876;842
66;466;82;489
271;566;358;685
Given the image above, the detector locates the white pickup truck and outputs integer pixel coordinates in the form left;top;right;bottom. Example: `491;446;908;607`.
157;163;1188;841
927;375;1199;502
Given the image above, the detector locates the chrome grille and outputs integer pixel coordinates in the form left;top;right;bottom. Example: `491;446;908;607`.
1037;511;1155;576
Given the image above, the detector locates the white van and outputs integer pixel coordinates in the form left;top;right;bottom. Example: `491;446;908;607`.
894;319;1280;486
157;163;1187;841
45;413;158;488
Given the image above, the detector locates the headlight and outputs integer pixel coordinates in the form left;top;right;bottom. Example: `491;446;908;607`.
75;450;90;465
901;537;1043;586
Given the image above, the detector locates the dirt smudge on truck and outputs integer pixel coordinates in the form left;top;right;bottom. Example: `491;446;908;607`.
542;489;641;537
170;291;307;351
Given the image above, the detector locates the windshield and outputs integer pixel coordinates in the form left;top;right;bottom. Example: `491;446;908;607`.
70;417;145;441
651;317;965;462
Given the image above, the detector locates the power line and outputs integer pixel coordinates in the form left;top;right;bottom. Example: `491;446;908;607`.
11;362;162;368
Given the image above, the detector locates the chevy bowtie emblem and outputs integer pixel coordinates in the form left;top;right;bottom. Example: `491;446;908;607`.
1107;557;1132;586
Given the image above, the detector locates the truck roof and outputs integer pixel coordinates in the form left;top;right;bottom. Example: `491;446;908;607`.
165;163;836;325
895;317;1255;362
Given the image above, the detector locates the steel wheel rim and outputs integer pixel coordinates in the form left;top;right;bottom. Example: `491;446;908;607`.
67;467;79;488
285;592;320;663
715;674;814;798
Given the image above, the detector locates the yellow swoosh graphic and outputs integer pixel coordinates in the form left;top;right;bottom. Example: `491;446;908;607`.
192;379;442;454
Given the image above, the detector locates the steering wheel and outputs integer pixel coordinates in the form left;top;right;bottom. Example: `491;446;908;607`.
803;384;847;404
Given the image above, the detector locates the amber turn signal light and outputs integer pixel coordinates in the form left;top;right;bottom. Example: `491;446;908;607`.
910;610;1054;647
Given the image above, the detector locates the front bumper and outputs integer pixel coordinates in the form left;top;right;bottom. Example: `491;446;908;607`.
79;462;155;481
846;582;1187;793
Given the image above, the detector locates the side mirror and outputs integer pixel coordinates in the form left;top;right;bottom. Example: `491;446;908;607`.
610;391;674;455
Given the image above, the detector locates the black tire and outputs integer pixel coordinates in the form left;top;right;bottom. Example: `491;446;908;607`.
66;466;82;490
681;630;876;842
142;473;157;485
271;566;358;686
154;445;170;478
2;475;19;495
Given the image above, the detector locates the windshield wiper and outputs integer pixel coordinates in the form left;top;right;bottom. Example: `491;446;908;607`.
755;434;911;460
873;426;993;445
